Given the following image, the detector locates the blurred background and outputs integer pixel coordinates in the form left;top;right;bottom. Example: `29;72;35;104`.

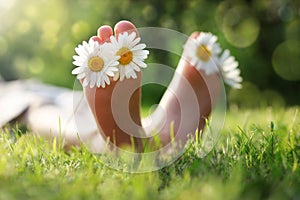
0;0;299;108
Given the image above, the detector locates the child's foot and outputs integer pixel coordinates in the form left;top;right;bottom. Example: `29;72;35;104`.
143;32;241;147
72;21;149;152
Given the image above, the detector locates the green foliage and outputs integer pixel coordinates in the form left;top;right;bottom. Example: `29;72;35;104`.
0;0;299;106
0;107;300;199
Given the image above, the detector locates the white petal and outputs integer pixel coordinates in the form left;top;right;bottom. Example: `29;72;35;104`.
118;33;125;47
110;66;119;72
72;67;83;74
73;55;85;62
125;66;132;79
119;66;125;81
128;32;136;43
89;73;97;88
226;69;240;79
131;43;146;51
72;60;84;67
235;76;243;82
212;44;221;54
101;79;105;88
77;73;86;80
82;77;89;88
83;41;91;54
96;75;102;88
133;58;146;68
225;79;242;89
113;71;120;81
104;75;110;85
110;35;119;48
223;61;239;71
88;39;94;47
102;42;114;51
109;61;119;67
234;84;242;89
131;73;137;79
132;50;149;59
129;37;141;49
75;46;87;57
123;32;136;47
200;35;209;44
105;69;115;77
224;56;235;65
221;50;230;61
130;61;142;71
129;68;137;79
209;35;218;44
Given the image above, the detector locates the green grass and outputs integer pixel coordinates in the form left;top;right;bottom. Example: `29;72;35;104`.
0;107;300;200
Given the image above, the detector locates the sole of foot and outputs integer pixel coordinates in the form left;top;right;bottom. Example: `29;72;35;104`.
143;32;221;148
83;21;145;152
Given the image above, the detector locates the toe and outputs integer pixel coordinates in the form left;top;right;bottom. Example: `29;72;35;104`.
114;20;139;38
97;25;113;43
92;25;113;44
190;31;200;39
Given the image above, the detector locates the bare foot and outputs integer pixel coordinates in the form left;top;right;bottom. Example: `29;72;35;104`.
73;21;148;152
143;32;222;147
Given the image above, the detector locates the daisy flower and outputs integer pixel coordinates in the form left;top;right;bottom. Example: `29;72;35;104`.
184;32;221;75
110;32;149;81
218;50;242;89
72;39;119;88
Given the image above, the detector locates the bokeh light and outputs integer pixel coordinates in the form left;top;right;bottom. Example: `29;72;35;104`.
142;5;157;22
217;4;260;48
272;40;300;81
72;21;91;40
16;20;31;35
28;57;45;75
285;19;300;40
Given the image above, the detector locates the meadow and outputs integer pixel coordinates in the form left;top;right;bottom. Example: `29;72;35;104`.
1;1;299;199
0;107;299;200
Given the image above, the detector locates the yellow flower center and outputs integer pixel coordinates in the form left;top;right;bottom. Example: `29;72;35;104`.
197;45;211;62
88;56;104;72
117;47;133;65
